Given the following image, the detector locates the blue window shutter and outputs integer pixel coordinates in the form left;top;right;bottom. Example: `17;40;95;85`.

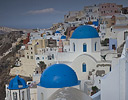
73;43;75;52
83;44;87;52
95;42;97;51
83;64;86;72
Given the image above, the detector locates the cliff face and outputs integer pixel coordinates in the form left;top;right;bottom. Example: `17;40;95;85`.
0;30;23;100
0;26;33;34
0;27;19;34
0;31;22;56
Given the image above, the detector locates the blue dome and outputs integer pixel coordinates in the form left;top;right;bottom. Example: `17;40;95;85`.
93;20;99;26
61;35;66;39
39;64;80;88
71;25;99;39
55;31;61;33
8;75;28;90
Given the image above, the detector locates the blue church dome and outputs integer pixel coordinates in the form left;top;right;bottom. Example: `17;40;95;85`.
39;64;80;88
55;31;61;33
61;35;66;39
8;75;28;90
71;25;99;39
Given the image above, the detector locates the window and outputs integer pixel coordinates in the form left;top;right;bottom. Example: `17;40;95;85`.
89;9;92;12
111;28;113;32
31;56;33;59
124;31;128;40
48;56;51;60
95;42;97;51
99;80;101;84
13;92;17;100
86;15;89;17
82;63;86;72
41;93;44;100
27;56;29;59
36;57;40;60
73;43;75;52
27;89;30;100
112;44;116;50
31;52;33;54
83;43;87;52
52;54;54;59
110;67;111;71
22;91;24;100
31;47;32;50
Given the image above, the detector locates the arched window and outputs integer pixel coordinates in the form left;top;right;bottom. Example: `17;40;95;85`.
13;92;17;100
83;43;87;52
36;57;40;60
110;66;111;71
95;42;97;51
82;63;86;72
73;43;75;52
22;91;24;100
41;93;44;100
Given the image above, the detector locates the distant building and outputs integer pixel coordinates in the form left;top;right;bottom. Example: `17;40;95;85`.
83;5;100;22
99;3;122;16
122;7;128;14
64;11;84;22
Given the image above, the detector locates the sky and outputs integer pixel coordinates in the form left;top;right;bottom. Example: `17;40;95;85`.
0;0;128;29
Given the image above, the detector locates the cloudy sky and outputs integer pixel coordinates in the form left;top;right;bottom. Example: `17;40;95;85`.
0;0;128;29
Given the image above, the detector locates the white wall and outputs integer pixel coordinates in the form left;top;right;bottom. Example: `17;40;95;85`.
101;58;126;100
71;54;97;80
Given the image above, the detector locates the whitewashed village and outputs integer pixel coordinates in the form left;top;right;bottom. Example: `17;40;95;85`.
4;3;128;100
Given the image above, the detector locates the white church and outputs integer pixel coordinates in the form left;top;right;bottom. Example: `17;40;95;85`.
35;25;113;88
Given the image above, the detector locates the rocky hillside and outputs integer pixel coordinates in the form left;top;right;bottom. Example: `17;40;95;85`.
0;27;19;34
0;31;23;56
0;31;32;100
0;52;32;100
0;26;33;34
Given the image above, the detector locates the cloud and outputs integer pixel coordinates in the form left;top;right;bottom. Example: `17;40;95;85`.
25;8;67;15
27;8;55;14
